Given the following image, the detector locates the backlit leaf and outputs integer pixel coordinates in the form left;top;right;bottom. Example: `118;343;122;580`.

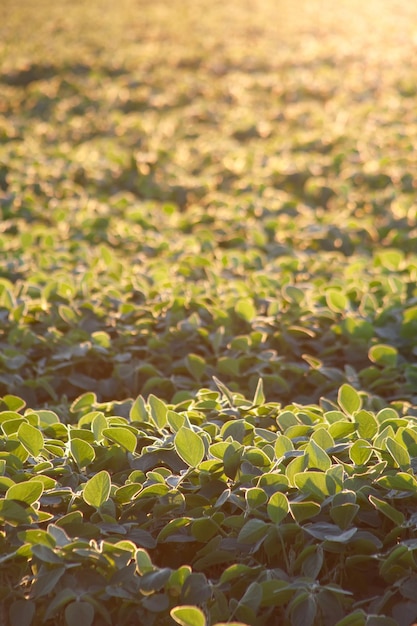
326;290;348;312
385;436;410;470
305;439;331;471
70;438;95;468
338;384;362;415
267;491;289;524
349;439;373;466
368;344;398;367
148;395;168;429
6;480;43;505
369;495;405;525
103;426;137;453
171;605;206;626
17;422;43;457
83;470;111;508
235;298;256;322
175;427;205;467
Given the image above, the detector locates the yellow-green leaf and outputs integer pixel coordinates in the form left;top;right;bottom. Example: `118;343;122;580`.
17;422;44;457
83;471;111;508
175;427;205;467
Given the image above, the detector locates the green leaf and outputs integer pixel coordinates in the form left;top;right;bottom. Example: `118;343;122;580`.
192;517;220;541
349;439;373;466
286;454;308;487
167;409;186;432
235;297;256;322
185;354;207;382
305;439;331;471
18;529;55;548
334;610;366;626
43;589;78;622
294;471;336;499
338;384;362;415
181;573;212;604
17;422;43;456
65;602;94;626
275;435;294;458
326;289;348;312
239;581;262;611
267;492;289;524
70;438;95;468
83;471;111;508
245;487;268;510
368;344;398;367
167;566;192;596
301;545;324;579
290;501;321;524
376;472;417;491
369;495;405;525
213;377;234;406
1;395;26;411
31;566;66;599
140;568;172;592
70;392;96;414
9;600;36;626
0;499;32;525
355;410;378;439
135;548;155;574
303;522;357;543
290;592;317;626
252;378;265;405
148;394;168;429
385;436;410;470
130;395;148;422
103;426;137;453
330;503;360;529
175;427;205;467
237;519;269;544
170;605;206;626
6;480;43;505
91;413;108;441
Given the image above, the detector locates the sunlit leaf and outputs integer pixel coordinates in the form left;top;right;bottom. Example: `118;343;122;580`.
368;344;398;367
267;491;289;524
83;471;111;508
326;290;348;312
349;439;373;466
175;427;205;467
338;384;362;415
17;422;43;457
103;426;137;453
148;395;168;429
70;438;95;468
171;605;206;626
6;480;43;505
385;436;410;470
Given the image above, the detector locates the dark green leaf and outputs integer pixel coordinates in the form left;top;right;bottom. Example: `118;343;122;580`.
65;602;94;626
9;600;35;626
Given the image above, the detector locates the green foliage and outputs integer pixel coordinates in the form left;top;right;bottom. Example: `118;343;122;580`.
1;388;417;623
2;0;417;624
